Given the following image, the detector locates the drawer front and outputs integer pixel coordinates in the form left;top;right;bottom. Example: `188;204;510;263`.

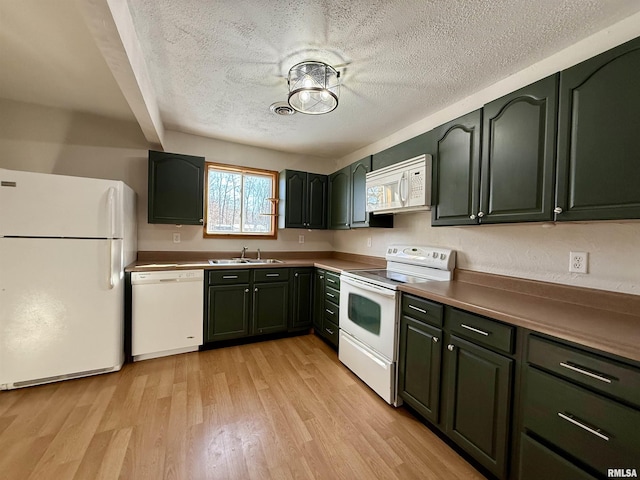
519;434;596;480
324;300;339;324
446;307;514;354
208;269;250;285
523;367;640;476
528;335;640;408
401;293;443;327
324;271;340;289
253;268;290;282
323;318;339;347
325;286;340;305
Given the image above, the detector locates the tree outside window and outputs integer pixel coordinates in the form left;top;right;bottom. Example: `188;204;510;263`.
205;163;278;238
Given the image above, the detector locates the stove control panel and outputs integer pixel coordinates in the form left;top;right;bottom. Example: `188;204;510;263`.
385;245;456;271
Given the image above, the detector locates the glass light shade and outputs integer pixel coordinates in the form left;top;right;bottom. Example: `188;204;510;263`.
288;61;340;114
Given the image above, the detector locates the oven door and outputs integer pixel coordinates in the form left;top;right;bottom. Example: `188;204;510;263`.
339;274;398;361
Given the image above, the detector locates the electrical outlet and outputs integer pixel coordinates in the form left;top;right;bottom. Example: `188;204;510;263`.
298;235;304;244
173;232;181;243
569;251;588;273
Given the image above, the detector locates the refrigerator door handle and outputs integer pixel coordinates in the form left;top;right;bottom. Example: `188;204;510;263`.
108;239;115;289
107;187;116;238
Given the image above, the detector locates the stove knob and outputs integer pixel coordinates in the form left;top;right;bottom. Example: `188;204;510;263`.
432;251;438;258
440;253;446;260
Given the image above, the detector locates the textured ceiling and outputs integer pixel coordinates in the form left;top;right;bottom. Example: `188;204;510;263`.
1;1;640;159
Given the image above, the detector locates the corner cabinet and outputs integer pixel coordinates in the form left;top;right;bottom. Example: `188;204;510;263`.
290;268;314;331
148;150;204;225
350;157;393;229
328;165;351;229
555;36;640;221
278;170;327;229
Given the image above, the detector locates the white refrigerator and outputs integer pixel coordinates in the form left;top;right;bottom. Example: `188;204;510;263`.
0;168;137;390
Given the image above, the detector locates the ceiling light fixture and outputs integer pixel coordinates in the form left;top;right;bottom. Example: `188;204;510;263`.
287;61;340;115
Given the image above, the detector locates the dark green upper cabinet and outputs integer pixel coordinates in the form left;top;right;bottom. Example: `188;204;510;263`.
555;36;640;221
278;170;327;229
148;150;204;225
432;110;482;226
480;74;559;223
350;157;393;229
372;131;434;171
328;165;351;229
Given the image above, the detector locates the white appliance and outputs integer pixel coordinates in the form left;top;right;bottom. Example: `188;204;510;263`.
0;168;137;390
366;154;432;214
339;245;455;405
131;269;203;361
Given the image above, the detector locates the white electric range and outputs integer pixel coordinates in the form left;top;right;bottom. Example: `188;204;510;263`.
339;245;456;405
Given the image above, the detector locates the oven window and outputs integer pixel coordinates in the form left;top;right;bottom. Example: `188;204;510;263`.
347;293;381;335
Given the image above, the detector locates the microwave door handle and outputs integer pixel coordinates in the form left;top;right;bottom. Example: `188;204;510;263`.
401;173;408;205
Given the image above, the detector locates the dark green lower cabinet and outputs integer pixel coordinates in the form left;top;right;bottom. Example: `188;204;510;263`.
253;282;289;335
206;284;250;342
445;335;513;479
519;434;596;480
398;316;442;424
290;268;313;330
312;270;325;332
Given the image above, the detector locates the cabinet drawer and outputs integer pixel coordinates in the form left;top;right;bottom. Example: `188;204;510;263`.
253;268;290;282
528;335;640;408
523;367;640;476
519;433;596;480
324;271;340;288
446;307;514;354
324;300;339;324
208;269;250;285
325;286;340;305
401;294;443;327
323;318;339;347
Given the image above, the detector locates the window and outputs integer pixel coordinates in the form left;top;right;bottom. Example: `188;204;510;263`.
205;163;278;238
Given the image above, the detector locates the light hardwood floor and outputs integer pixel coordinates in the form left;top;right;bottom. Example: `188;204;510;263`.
0;334;486;480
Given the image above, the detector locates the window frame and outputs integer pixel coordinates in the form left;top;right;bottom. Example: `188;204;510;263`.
204;162;279;239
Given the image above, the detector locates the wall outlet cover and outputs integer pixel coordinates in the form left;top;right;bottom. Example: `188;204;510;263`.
569;251;588;273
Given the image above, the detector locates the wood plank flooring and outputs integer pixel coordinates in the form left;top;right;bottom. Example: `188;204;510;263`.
0;334;486;480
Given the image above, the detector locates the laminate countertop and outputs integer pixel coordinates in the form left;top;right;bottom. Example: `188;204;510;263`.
400;271;640;364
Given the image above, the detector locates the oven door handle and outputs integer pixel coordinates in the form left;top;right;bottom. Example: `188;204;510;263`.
341;275;396;298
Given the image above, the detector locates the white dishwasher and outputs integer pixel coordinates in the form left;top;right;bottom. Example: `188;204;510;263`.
131;269;204;361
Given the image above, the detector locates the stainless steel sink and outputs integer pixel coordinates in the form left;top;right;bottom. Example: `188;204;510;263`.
208;258;284;265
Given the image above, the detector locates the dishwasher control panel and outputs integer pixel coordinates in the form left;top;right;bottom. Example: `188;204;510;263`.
131;269;203;284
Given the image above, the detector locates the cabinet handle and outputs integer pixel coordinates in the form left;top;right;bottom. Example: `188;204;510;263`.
295;273;299;277
266;273;280;277
460;323;490;336
408;304;427;314
557;412;609;441
325;309;334;315
244;289;249;293
199;218;204;223
326;278;336;284
477;211;485;218
326;292;335;298
560;362;613;384
469;214;476;220
255;288;258;292
554;207;563;214
326;328;334;335
433;337;439;343
320;275;324;279
447;344;454;351
345;223;349;226
223;275;238;279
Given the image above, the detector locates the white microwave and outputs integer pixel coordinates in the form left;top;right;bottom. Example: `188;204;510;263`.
365;154;432;214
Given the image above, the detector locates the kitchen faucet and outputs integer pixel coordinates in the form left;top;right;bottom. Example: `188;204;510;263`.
241;246;248;259
257;248;261;260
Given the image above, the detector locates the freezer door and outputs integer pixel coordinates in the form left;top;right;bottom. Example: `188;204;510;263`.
0;168;124;238
0;238;124;389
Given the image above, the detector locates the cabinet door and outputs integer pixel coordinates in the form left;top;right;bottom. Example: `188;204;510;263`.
480;74;558;223
253;282;289;335
148;150;204;225
556;37;640;221
307;174;328;229
398;316;442;424
313;270;325;332
350;157;371;228
328;165;351;229
432;110;482;226
282;170;307;228
445;335;513;479
290;268;313;330
206;284;250;342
